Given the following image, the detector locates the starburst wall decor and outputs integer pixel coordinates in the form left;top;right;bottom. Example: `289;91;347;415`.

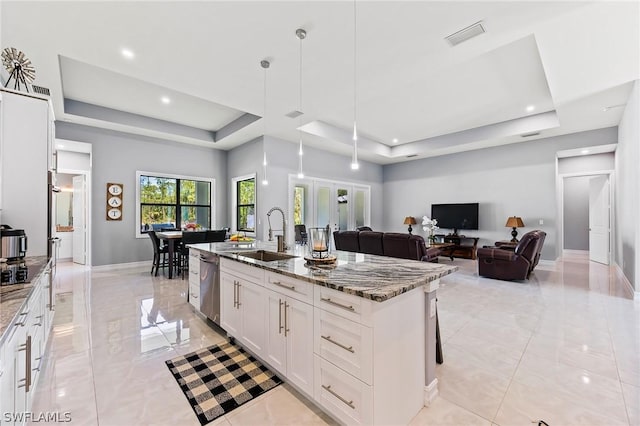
2;47;36;92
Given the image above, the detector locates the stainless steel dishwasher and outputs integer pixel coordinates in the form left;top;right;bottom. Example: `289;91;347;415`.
199;253;220;324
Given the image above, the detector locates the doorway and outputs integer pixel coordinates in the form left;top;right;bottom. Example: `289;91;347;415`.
288;176;370;249
560;172;613;265
55;140;92;266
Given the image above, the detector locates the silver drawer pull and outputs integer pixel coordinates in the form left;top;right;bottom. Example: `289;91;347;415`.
320;297;355;312
272;281;295;291
191;294;199;299
321;335;355;353
322;384;355;409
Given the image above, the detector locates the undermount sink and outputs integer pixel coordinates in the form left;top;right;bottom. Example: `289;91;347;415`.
234;250;298;262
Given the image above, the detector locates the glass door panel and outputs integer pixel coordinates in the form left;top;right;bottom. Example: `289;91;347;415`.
316;186;331;229
336;187;349;231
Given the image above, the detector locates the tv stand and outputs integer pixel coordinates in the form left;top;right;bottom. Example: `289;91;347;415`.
435;234;479;260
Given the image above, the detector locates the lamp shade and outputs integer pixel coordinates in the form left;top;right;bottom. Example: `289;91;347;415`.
505;216;525;228
403;216;417;225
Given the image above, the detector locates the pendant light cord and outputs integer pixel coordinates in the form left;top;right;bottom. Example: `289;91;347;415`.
261;60;270;184
351;0;359;169
299;31;304;176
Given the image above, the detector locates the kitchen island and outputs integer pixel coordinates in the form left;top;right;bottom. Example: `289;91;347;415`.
188;242;457;425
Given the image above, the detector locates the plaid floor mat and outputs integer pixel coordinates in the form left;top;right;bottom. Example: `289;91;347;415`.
165;341;283;425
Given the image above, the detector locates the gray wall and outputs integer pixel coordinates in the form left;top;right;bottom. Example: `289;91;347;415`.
563;176;590;250
615;80;639;291
55;122;228;266
382;127;618;260
227;136;384;243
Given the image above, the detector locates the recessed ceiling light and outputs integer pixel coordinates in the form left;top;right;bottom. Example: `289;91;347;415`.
526;105;535;112
392;138;398;144
161;96;171;105
581;149;590;155
121;48;135;59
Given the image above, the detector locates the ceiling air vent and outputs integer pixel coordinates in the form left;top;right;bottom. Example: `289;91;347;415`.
406;154;418;158
521;132;540;138
285;110;303;119
32;85;51;96
445;21;486;46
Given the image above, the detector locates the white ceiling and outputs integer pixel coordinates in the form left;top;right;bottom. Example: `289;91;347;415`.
1;1;638;164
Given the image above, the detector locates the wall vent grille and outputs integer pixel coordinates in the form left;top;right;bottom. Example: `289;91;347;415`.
521;132;541;138
445;21;486;46
32;85;51;96
285;110;303;118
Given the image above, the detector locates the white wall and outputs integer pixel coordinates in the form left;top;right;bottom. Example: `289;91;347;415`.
227;136;384;242
615;80;639;291
382;127;618;260
55;122;228;266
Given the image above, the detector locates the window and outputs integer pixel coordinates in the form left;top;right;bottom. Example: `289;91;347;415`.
137;172;213;236
236;177;255;232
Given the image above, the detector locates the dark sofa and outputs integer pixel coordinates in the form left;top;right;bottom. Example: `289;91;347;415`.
476;230;546;280
333;230;441;262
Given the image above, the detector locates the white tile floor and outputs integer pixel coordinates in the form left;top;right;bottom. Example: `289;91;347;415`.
30;253;639;425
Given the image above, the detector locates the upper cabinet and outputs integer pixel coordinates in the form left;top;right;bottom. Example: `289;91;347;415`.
0;89;52;255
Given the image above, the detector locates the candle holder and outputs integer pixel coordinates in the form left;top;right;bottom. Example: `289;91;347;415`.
308;227;330;259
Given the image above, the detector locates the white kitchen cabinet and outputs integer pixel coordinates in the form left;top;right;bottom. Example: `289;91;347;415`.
0;89;50;255
264;273;314;397
220;273;241;337
0;261;55;426
312;285;427;426
220;263;266;356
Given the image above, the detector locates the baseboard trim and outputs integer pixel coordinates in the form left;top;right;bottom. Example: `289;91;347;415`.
613;262;638;300
91;260;149;271
537;259;557;267
424;378;439;407
562;249;589;255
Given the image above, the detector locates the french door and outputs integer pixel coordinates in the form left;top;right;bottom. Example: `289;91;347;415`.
290;176;370;249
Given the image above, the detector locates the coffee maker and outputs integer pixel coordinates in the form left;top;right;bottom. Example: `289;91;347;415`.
0;224;28;260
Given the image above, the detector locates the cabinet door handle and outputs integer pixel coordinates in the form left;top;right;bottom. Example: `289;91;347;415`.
278;299;284;334
320;297;355;312
322;384;355;409
34;315;43;327
284;301;290;337
321;335;355;353
15;311;29;327
236;282;242;308
17;336;32;392
233;281;238;308
272;281;296;291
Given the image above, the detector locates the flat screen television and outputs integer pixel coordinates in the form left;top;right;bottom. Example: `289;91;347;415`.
431;203;479;234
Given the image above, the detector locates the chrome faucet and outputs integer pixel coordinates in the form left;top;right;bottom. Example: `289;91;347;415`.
267;206;287;252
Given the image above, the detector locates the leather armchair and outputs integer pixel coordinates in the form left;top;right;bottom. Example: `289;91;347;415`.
477;230;546;280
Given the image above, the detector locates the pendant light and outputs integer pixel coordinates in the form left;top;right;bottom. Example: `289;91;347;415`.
296;28;306;179
350;0;359;171
261;59;270;185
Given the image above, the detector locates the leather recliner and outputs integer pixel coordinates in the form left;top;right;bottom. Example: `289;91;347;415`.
477;230;546;280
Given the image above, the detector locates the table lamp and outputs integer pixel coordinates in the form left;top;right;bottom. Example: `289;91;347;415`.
403;216;417;234
505;216;525;242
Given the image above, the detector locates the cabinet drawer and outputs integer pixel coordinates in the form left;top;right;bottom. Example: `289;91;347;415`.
314;355;373;426
314;286;372;326
266;272;312;304
189;251;200;275
314;308;373;385
220;258;264;284
188;266;199;286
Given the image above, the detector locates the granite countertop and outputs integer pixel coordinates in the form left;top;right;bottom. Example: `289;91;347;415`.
0;256;50;345
189;242;457;302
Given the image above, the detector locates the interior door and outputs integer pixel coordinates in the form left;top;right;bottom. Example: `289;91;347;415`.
588;175;610;264
72;175;86;265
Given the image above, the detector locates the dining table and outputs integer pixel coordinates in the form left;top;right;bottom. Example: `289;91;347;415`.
155;231;182;279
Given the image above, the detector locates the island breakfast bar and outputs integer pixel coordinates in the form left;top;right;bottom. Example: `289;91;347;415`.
188;242;457;425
